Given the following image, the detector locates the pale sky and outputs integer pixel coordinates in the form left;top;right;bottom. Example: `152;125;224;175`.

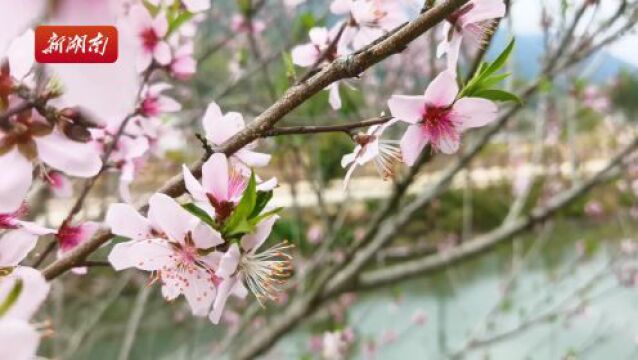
510;0;638;66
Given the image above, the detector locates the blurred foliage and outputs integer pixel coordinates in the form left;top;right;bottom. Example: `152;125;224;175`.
611;70;638;118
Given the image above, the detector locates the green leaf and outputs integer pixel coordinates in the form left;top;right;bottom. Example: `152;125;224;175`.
282;52;297;79
476;73;510;90
249;207;282;227
485;38;515;76
182;203;216;228
250;191;273;219
473;89;523;104
168;11;194;35
222;171;258;235
0;279;22;317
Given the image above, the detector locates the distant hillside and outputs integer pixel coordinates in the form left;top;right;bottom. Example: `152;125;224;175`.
485;32;637;83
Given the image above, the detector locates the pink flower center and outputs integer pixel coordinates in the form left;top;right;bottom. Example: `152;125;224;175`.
0;204;27;229
140;95;159;117
140;28;159;52
56;225;84;251
420;105;459;149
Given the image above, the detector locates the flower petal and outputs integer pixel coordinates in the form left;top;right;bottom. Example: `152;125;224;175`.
0;266;49;320
183;164;208;203
191;223;223;249
388;95;425;124
35;130;101;177
453;97;499;130
153;41;172;65
235;149;271;168
435;132;460;154
0;231;38;267
106;203;153;239
0;318;39;360
424;70;458;107
181;269;216;316
240;215;279;253
291;43;319;67
112;238;174;271
400;125;429;166
148;193;197;242
0;149;32;213
202;153;229;202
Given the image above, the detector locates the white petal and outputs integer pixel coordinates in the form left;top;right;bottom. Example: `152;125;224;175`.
0;149;32;213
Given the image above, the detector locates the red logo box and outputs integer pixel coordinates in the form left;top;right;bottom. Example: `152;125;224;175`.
35;26;118;63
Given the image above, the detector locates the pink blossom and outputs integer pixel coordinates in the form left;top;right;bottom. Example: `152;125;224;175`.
181;0;211;13
306;224;323;245
139;83;181;118
322;328;355;360
437;0;506;72
291;26;348;110
201;102;271;169
170;42;197;80
129;5;172;71
107;194;223;316
231;14;266;34
341;119;400;187
388;70;498;165
584;200;604;218
0;1;44;60
332;0;409;51
209;216;291;324
0;100;102;213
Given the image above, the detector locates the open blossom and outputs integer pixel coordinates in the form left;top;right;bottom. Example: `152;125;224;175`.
388;70;498;165
341;119;400;187
0;205;54;237
107;193;223;316
183;153;277;220
292;26;347;110
139;83;181;118
437;0;506;72
129;5;171;71
202;102;271;169
209;215;292;324
331;0;408;51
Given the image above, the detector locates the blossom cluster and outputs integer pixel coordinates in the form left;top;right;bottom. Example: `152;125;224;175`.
107;101;290;324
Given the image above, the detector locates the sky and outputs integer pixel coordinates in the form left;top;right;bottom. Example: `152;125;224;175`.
510;0;638;66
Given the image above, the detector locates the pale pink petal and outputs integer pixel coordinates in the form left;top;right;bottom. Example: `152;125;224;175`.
330;0;352;14
462;0;506;25
148;193;197;242
309;27;329;46
231;281;248;299
129;5;152;31
209;276;237;324
161;275;181;301
191;223;223;249
181;269;216;316
240;215;279;253
152;12;169;37
235;149;271;168
388;95;426;124
400;125;429;166
444;32;463;74
153;41;172;65
136;51;153;72
341;151;357;168
0;266;49;320
6;29;35;81
216;244;240;278
157;95;181;113
0;319;39;360
256;177;278;192
453;97;499;130
35;130;101;177
0;149;33;213
113;238;174;271
0;231;38;267
435;132;460;154
202;153;229;202
13;221;55;236
328;83;342;110
202;102;224;142
183;0;210;12
424;70;458;107
291;43;320;67
0;0;44;60
183;165;208;203
106;203;153;239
